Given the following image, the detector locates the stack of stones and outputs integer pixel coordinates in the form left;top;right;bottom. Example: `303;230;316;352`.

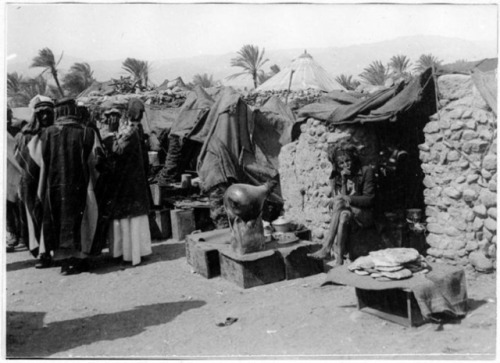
419;74;497;272
279;119;378;244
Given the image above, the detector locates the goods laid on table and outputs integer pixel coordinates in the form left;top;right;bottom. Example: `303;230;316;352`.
348;248;430;281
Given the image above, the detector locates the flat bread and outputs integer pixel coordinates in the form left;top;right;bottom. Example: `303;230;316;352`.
348;256;375;271
380;268;413;280
369;248;420;267
354;269;370;276
375;265;404;272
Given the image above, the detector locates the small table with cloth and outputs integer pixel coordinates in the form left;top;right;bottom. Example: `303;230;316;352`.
323;263;468;327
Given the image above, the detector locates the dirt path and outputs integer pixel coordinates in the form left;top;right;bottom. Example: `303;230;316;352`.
5;239;497;359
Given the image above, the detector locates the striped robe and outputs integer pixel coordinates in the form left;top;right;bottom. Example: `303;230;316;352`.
34;117;102;256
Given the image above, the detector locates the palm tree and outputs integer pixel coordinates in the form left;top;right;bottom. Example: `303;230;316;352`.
62;62;95;96
359;61;390;86
257;64;281;85
7;72;24;96
334;74;361;91
389;55;412;76
192;73;215;88
415;54;442;73
31;47;65;97
122;58;150;88
228;45;269;89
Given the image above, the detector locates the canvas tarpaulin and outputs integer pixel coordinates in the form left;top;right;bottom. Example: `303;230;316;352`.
252;96;297;169
297;68;436;125
170;85;214;142
197;87;281;203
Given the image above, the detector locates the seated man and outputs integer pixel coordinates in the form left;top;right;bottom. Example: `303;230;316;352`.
309;142;375;265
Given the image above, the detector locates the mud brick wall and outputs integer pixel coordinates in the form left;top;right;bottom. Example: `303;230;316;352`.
278;119;378;243
419;74;497;271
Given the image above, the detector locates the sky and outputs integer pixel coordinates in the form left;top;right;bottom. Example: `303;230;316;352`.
5;2;499;64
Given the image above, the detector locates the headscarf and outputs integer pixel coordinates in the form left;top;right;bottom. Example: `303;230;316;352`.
21;95;55;135
54;97;78;120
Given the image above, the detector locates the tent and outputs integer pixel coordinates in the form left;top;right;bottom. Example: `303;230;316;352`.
256;51;345;93
197;87;283;204
252;96;297;169
297;68;437;125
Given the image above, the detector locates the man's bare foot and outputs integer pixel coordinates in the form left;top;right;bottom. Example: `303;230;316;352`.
308;248;330;260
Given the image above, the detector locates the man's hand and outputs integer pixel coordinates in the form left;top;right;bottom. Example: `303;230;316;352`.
328;195;351;210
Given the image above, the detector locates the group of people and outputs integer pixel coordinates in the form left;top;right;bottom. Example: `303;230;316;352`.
6;96;153;275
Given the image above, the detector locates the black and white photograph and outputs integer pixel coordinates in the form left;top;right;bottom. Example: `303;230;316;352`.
2;0;498;359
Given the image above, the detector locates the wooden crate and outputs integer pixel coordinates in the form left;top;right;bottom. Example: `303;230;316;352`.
275;242;324;280
171;209;196;241
153;208;172;239
356;288;426;327
185;229;231;278
220;249;286;289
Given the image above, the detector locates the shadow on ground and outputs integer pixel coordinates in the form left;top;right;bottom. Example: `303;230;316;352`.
89;241;186;274
6;299;205;358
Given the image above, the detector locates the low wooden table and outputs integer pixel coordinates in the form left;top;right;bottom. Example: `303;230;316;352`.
323;263;468;327
356;287;425;327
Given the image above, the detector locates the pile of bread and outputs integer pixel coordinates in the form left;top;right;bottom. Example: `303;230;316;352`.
348;248;430;281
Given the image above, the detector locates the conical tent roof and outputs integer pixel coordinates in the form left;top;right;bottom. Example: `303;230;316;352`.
257;51;344;92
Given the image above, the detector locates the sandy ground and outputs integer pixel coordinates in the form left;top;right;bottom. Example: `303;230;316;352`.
4;238;497;360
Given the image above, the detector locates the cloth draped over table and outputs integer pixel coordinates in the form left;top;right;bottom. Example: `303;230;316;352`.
323;263;468;319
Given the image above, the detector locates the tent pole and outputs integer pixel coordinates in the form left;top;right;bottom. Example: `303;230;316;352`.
285;70;295;104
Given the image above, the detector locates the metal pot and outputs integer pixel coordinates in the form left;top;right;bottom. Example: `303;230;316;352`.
272;216;291;233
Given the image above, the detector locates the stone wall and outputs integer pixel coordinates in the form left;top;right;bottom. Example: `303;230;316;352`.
278;73;497;272
278;120;379;242
419;74;497;272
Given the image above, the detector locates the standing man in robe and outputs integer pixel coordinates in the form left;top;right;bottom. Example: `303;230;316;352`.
38;98;102;275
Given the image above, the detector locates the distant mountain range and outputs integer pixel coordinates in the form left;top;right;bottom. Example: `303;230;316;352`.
8;35;497;90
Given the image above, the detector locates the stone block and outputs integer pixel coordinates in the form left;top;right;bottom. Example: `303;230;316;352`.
427;223;444;234
487;208;497;220
462;189;477;203
450;121;464;131
445;226;461;237
459;161;469;169
487;244;496;259
465;120;477;130
442;250;457;260
481;169;492;180
444;187;462;199
488;181;497;192
439;119;451;129
427;248;443;258
464;140;489;154
446;150;461;162
468;251;494;273
466;241;478;252
465;210;475;222
482;155;497;171
466;174;479;184
473;204;487;218
449;108;465;119
423;121;440;134
480;190;497;208
418;143;430;152
462;130;478;141
423;175;436;188
456;175;466;184
472;217;484;231
484;218;497;232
